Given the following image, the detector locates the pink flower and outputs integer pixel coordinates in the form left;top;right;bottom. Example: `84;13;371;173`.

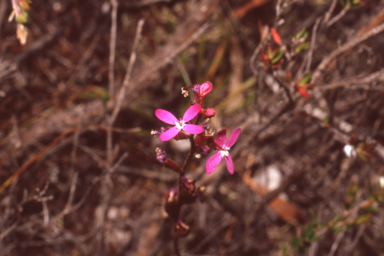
206;128;241;174
155;104;204;141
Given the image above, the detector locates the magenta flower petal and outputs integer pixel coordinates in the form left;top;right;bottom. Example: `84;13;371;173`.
224;154;234;174
183;104;201;122
159;127;180;141
215;129;227;148
155;109;178;125
206;152;223;174
227;128;241;148
183;124;204;134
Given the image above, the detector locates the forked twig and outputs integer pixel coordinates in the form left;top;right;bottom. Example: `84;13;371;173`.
312;22;384;84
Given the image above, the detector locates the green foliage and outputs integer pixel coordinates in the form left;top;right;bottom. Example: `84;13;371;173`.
295;42;310;54
295;28;308;40
77;86;110;103
339;0;365;9
292;210;321;255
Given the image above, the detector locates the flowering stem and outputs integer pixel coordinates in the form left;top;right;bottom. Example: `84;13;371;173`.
182;136;195;173
173;127;196;255
173;235;181;256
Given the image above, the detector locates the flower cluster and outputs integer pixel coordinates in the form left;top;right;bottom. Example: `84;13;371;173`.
152;81;241;248
153;81;241;175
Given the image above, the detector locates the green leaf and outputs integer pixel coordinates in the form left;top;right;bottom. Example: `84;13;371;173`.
295;28;308;40
271;48;284;64
295;42;310;53
330;225;344;232
368;206;380;213
357;152;368;162
77;87;110;103
304;227;316;239
15;11;28;23
332;214;342;223
283;245;290;256
292;236;301;248
299;72;312;85
355;214;371;224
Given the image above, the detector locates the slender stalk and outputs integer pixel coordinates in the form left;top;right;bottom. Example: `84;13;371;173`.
173;235;181;256
181;136;195;173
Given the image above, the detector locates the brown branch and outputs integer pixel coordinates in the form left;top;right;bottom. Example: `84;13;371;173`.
0;126;83;194
108;0;118;97
109;18;145;125
234;0;273;19
312;22;384;84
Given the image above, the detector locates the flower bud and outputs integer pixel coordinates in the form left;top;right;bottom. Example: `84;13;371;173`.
199;81;212;97
205;108;215;118
193;81;213;104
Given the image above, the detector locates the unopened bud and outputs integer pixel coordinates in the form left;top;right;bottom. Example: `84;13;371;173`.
200;81;212;97
205;108;215;118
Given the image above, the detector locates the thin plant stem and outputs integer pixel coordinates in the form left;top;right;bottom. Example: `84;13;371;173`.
182;136;195;173
173;235;181;256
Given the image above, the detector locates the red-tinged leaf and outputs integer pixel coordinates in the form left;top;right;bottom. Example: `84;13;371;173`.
271;48;284;64
16;24;27;45
266;44;273;58
298;88;310;99
20;1;30;11
259;52;269;64
271;28;282;44
295;42;310;53
303;83;316;89
272;59;283;69
258;20;269;41
286;72;292;83
361;142;377;151
299;72;312;85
